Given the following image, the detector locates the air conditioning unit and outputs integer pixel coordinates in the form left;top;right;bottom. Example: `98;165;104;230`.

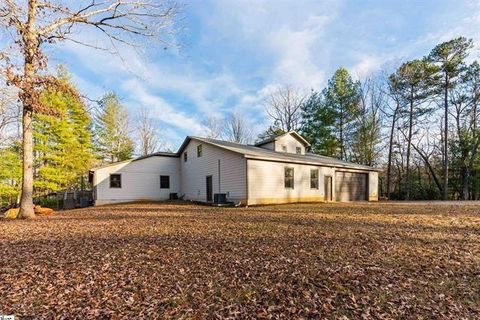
213;193;227;204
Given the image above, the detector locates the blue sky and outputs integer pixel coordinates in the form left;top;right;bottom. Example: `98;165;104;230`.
49;0;480;149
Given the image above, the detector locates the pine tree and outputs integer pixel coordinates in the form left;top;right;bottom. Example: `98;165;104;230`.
0;144;22;207
300;91;338;156
428;37;474;199
389;58;438;199
324;68;361;160
34;67;95;193
95;93;135;163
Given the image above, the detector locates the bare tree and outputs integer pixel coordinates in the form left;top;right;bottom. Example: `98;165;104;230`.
137;107;160;156
0;1;179;218
383;74;403;199
265;85;306;132
202;116;225;139
223;111;252;144
0;85;20;145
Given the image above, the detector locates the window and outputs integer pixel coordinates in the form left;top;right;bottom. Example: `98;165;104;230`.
285;167;294;189
184;152;187;162
282;145;287;152
296;147;302;154
197;144;203;157
160;175;170;189
310;169;319;189
109;174;121;188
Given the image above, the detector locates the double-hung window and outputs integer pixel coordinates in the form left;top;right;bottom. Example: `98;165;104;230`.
110;174;121;188
310;169;319;189
160;175;170;189
285;167;294;189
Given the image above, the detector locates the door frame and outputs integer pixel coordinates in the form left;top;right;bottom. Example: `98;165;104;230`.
206;175;213;202
324;175;333;202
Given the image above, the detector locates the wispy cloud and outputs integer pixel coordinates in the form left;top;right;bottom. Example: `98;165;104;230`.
44;0;480;147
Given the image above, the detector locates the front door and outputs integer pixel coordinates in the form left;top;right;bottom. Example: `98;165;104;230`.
324;176;332;201
206;175;213;202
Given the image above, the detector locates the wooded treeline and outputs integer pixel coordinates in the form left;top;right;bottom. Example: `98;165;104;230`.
259;37;480;200
2;36;480;206
0;66;165;207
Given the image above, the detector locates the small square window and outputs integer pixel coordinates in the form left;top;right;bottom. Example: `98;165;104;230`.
197;144;203;157
110;174;121;188
296;147;302;154
184;152;187;162
160;175;170;189
282;145;287;152
285;167;294;189
310;169;319;189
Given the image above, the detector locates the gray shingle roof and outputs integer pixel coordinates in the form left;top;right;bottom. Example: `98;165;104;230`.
187;136;381;172
255;130;311;147
92;135;381;172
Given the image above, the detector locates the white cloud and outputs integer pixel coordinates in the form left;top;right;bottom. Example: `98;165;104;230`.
122;78;205;135
350;55;383;80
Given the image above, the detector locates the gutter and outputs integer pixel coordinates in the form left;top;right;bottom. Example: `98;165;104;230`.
243;155;383;172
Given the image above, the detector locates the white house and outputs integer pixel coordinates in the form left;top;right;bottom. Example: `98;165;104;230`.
90;131;380;206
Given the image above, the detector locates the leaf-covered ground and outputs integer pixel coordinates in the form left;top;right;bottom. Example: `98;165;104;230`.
1;202;479;319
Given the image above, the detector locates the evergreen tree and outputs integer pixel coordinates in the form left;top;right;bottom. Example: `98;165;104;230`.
304;68;361;160
450;61;480;199
95;93;135;163
428;37;474;199
34;67;95;193
257;126;285;142
300;91;338;156
0;144;22;207
323;68;361;160
389;58;438;199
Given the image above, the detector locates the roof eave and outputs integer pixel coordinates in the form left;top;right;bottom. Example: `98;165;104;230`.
244;154;382;172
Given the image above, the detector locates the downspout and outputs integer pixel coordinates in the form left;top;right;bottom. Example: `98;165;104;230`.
218;159;221;193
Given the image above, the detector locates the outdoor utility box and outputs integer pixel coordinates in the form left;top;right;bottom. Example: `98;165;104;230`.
214;193;227;204
169;193;178;200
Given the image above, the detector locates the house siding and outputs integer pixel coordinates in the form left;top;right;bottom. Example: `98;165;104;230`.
247;159;378;205
368;171;379;201
275;134;306;154
180;139;247;203
93;156;180;205
247;159;335;205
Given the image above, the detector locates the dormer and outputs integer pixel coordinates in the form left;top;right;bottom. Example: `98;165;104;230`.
255;131;311;154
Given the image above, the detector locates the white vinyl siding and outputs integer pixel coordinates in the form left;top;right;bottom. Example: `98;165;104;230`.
274;134;305;154
93;156;180;205
247;159;334;205
180;139;247;203
247;159;378;205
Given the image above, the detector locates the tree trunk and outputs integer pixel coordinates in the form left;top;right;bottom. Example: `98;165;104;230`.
386;104;398;199
461;166;470;200
18;0;38;219
19;107;35;219
443;77;449;200
340;106;344;160
405;87;414;200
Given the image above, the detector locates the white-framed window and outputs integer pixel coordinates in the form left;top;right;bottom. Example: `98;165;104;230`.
282;145;287;152
109;174;121;188
284;167;294;189
160;175;170;189
197;144;203;157
296;147;302;154
310;169;319;189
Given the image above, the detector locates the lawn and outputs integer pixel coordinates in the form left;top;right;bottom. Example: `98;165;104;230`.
1;202;479;318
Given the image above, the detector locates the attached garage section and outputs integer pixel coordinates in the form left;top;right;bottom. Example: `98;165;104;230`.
335;171;368;201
